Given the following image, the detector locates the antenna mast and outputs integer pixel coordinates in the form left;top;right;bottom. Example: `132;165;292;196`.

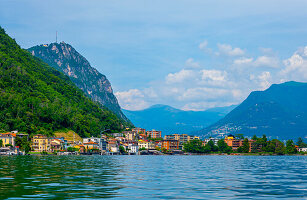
56;31;57;43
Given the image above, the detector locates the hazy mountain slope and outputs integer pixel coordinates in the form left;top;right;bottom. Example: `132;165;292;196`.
28;42;131;125
123;104;236;135
195;81;307;140
0;27;124;137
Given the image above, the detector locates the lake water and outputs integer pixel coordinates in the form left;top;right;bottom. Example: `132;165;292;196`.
0;155;306;199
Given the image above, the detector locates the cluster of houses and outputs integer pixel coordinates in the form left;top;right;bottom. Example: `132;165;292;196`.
1;129;306;155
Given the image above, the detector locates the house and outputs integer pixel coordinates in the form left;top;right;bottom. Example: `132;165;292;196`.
122;141;139;154
83;137;107;151
146;130;162;138
124;131;138;141
83;141;99;151
204;138;219;146
298;147;307;152
74;145;85;153
108;140;119;153
31;134;51;152
0;132;16;147
111;133;123;137
164;134;200;149
50;139;64;152
132;128;146;135
162;140;179;151
138;140;155;150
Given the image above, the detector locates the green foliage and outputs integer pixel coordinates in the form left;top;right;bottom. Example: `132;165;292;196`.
205;140;218;152
252;135;258;141
119;145;126;154
0;139;2;147
5;144;13;147
139;147;146;151
150;137;163;141
237;138;249;153
286;140;297;154
15;136;31;153
67;147;78;152
183;139;205;153
235;134;244;140
217;139;232;153
0;27;124;137
297;137;307;148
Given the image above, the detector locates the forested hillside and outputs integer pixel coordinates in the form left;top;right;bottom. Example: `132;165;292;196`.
0;27;124;137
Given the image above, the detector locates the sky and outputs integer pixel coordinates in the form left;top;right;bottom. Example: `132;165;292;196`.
1;0;307;111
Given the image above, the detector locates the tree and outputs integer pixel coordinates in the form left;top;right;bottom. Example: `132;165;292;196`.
217;139;232;153
0;139;3;147
252;135;258;141
237;138;249;153
286;140;297;154
183;139;205;153
297;137;307;148
119;146;126;154
235;134;244;140
205;140;218;152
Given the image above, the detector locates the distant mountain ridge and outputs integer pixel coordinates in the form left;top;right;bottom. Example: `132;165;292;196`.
195;81;307;140
123;104;236;135
28;42;131;125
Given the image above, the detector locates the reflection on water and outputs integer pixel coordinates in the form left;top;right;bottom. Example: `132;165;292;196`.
0;155;306;199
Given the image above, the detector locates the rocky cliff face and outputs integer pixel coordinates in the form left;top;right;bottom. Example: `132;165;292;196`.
28;42;131;124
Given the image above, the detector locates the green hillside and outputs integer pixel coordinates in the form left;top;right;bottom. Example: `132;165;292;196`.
0;27;124;137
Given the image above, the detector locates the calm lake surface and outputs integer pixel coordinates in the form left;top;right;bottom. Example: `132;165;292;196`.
0;155;306;199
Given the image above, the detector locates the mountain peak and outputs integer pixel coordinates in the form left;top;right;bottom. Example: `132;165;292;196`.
28;43;131;125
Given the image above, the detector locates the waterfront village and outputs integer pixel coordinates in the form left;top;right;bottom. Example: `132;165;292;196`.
0;128;306;155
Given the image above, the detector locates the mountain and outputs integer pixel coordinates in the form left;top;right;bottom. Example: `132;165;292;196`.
195;81;307;140
27;42;131;125
123;104;236;135
0;26;124;137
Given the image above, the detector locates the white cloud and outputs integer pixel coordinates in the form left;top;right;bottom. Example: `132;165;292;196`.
253;56;280;68
199;40;208;50
217;43;245;56
185;58;200;69
166;69;196;84
178;87;229;101
258;71;272;89
233;57;253;65
250;71;272;90
115;89;149;110
281;48;307;81
201;69;227;82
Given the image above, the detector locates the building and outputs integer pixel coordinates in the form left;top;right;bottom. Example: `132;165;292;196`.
83;137;107;151
111;133;123;137
162;140;179;151
123;142;139;154
50;139;64;152
138;140;155;150
124;131;138;141
146;130;162;138
0;132;16;147
132;128;146;135
298;147;307;152
83;141;99;151
31;134;51;152
204;138;219;146
224;135;243;151
108;140;119;153
164;134;200;149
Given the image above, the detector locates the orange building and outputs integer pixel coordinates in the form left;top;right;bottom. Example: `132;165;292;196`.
146;130;162;138
224;134;243;151
132;128;146;135
162;140;179;150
